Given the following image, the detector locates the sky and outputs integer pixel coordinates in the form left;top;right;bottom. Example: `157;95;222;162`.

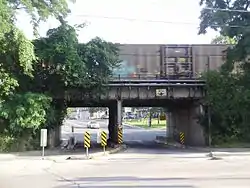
16;0;218;44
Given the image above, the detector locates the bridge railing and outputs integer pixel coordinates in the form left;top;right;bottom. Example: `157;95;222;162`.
111;73;202;81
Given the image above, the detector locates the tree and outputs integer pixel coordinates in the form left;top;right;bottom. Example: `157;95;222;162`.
0;0;76;151
0;0;76;100
0;0;120;151
211;35;236;44
199;0;250;144
32;23;120;146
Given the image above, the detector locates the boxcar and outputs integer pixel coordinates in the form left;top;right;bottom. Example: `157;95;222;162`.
116;44;229;79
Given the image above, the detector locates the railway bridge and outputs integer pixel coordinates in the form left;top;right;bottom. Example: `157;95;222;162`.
61;76;206;146
55;44;228;147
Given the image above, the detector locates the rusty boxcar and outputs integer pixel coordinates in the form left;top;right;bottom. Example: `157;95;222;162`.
116;44;228;79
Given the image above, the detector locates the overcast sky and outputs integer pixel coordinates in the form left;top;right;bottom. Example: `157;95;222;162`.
16;0;218;44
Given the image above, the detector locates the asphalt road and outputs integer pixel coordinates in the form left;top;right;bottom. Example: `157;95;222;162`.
1;147;250;187
61;119;166;146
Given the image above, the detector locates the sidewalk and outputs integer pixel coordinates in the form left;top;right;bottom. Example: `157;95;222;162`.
0;144;127;162
155;138;250;156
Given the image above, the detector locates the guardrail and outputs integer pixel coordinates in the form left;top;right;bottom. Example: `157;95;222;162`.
110;79;205;83
111;73;202;81
107;83;205;87
107;79;206;87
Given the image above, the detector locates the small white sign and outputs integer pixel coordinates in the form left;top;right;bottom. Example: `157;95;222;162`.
40;129;48;147
97;130;101;144
156;89;167;97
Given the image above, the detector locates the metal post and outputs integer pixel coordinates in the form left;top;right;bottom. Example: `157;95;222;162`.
208;105;212;147
86;147;89;159
42;146;45;158
103;146;106;155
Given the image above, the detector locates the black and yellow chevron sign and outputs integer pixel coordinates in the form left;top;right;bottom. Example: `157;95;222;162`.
118;127;123;144
84;131;91;148
101;131;107;147
179;132;184;145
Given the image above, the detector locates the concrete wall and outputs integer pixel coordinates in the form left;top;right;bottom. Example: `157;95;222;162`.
169;104;205;146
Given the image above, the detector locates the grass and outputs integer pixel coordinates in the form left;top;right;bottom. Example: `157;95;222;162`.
124;118;167;129
213;142;250;148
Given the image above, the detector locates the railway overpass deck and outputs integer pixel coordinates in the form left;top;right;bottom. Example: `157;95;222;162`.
62;78;206;146
64;78;205;107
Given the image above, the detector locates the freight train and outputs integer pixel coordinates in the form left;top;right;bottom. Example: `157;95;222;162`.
113;44;229;79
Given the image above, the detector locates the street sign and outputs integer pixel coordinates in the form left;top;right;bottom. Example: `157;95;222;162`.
40;129;47;147
84;131;91;159
180;132;185;146
40;129;47;158
118;127;123;144
101;131;107;147
156;89;167;97
84;132;91;148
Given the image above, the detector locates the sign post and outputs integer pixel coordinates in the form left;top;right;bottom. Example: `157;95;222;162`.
40;129;47;158
84;132;91;159
101;131;107;155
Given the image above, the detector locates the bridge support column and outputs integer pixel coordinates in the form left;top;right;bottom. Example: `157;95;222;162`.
166;112;175;140
108;100;123;146
174;105;205;146
117;100;122;127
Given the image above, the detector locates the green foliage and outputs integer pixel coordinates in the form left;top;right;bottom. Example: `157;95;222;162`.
211;35;236;44
0;135;16;152
44;100;67;130
0;92;51;134
201;71;250;143
33;23;120;94
66;108;74;116
8;0;75;35
81;38;120;88
0;0;120;151
33;24;85;94
0;0;78;151
0;0;75;97
199;0;250;37
199;1;250;144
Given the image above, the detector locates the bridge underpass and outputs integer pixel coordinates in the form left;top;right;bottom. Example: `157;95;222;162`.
61;79;206;148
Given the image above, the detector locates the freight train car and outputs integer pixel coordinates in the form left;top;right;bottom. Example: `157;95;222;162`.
115;44;229;79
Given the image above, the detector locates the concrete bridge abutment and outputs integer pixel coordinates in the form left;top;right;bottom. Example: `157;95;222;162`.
167;104;205;146
108;100;123;145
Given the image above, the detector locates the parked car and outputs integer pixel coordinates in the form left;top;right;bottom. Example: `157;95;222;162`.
87;121;100;129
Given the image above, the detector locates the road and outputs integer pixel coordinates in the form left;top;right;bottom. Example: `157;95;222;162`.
61;119;166;146
1;147;250;187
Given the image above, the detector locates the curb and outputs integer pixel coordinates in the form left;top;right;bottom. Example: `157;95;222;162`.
155;140;186;149
0;145;127;162
123;124;144;129
154;139;250;157
47;144;127;162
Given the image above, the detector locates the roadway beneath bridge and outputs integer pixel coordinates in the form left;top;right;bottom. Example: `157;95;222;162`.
60;79;206;146
61;119;166;148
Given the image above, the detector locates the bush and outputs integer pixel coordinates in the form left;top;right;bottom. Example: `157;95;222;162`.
0;135;16;152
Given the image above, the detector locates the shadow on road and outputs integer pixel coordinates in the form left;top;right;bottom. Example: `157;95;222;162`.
54;186;193;188
54;176;197;188
53;175;250;188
